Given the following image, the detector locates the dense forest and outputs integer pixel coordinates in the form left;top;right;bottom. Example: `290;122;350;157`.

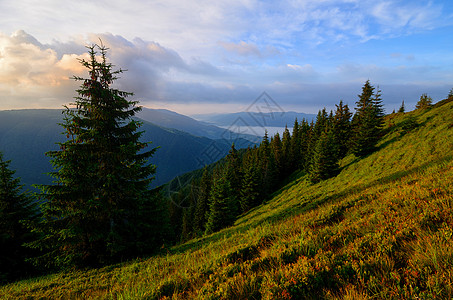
1;44;450;287
168;80;386;241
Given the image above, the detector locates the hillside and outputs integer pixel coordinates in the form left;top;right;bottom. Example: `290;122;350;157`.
192;111;316;127
0;109;240;188
1;99;452;299
138;108;260;143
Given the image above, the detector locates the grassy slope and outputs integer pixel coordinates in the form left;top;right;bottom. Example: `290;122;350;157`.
1;100;452;299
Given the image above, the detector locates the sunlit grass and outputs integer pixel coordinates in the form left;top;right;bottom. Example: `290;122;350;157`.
1;100;452;299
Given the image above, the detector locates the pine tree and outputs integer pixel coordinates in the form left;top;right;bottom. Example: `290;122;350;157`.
135;186;172;254
290;118;302;170
298;119;312;172
240;149;260;212
0;153;39;283
225;144;242;218
307;109;330;169
398;100;405;113
309;129;339;183
281;126;292;177
180;186;197;242
351;81;384;157
332;101;352;159
415;93;433;109
193;167;211;234
168;196;183;241
270;133;282;181
204;174;233;235
258;131;277;197
29;44;158;268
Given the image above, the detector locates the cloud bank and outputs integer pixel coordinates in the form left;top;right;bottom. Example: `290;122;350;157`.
0;30;451;114
0;0;452;114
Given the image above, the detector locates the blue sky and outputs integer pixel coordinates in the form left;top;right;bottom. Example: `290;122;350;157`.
0;0;452;115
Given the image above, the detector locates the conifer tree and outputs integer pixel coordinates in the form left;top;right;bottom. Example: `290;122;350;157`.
193;167;212;234
313;108;329;137
168;197;183;240
240;149;260;212
204;173;233;235
309;129;339;183
0;153;39;283
351;81;384;157
290;118;302;169
281;126;292;177
307;109;329;169
398;100;405;113
415;93;433;109
332;101;352;159
29;44;158;268
270;133;282;181
225;144;242;218
180;186;197;242
258;131;277;197
298;119;312;172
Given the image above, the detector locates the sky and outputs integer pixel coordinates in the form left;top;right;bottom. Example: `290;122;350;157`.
1;0;452;115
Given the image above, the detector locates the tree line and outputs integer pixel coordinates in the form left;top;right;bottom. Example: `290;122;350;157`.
170;80;386;241
168;84;451;241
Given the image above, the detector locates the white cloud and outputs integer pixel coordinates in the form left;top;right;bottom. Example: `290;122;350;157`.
370;1;445;35
0;9;452;115
0;31;228;108
0;31;88;109
2;1;450;56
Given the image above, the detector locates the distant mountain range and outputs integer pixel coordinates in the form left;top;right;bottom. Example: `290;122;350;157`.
191;111;316;128
137;108;260;142
0;108;313;191
0;109;257;190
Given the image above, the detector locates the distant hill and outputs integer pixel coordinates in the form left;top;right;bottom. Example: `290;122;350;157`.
4;99;452;298
192;111;316;127
0;109;246;189
138;107;260;143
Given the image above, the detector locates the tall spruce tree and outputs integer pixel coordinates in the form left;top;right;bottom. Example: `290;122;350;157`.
240;149;260;212
332;101;352;159
0;153;39;283
351;81;384;157
204;173;233;235
193;167;212;234
225;144;242;218
258;131;277;197
398;100;405;113
290;119;302;170
180;184;197;242
415;93;433;110
309;129;339;183
281;126;292;177
298;119;312;172
29;44;158;268
270;133;282;181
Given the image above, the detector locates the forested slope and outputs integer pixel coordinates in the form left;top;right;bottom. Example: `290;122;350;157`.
1;98;452;299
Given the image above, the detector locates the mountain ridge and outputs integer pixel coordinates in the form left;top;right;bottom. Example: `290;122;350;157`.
191;110;317;127
138;107;260;142
0;109;249;189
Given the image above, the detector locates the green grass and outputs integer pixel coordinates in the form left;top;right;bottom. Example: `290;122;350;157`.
1;99;453;299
